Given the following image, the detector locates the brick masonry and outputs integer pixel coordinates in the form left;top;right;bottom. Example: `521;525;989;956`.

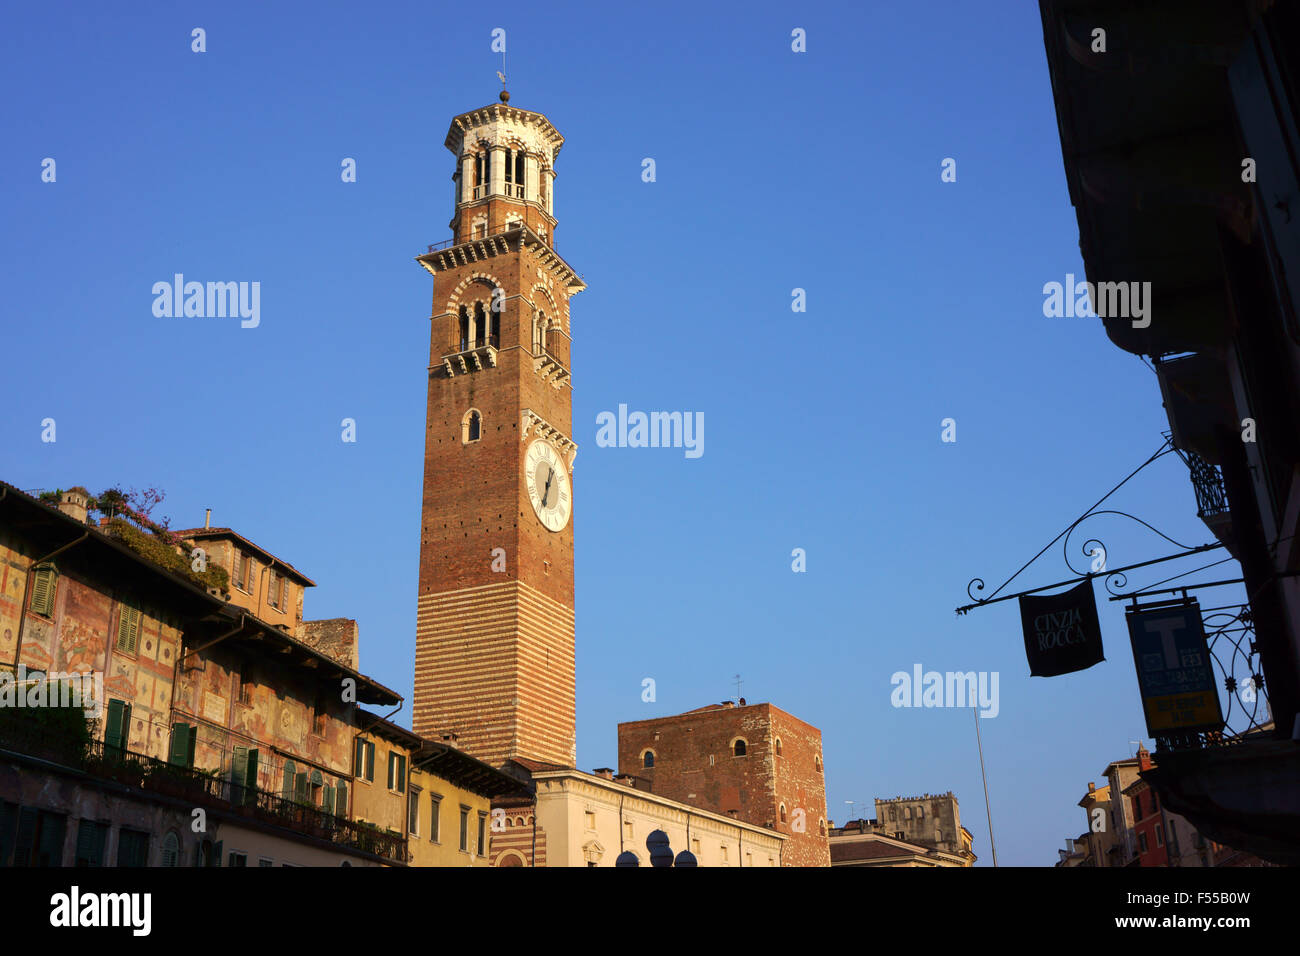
617;702;831;867
413;104;581;770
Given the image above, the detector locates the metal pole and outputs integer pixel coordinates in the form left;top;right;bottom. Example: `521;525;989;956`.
974;705;997;867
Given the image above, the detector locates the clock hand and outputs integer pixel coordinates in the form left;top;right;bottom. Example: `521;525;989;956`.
543;468;555;505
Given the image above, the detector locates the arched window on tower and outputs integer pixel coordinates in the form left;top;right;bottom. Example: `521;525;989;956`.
733;739;747;757
458;306;471;352
642;750;655;769
514;150;525;197
463;409;482;444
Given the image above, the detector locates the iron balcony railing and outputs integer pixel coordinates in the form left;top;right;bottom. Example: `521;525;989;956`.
426;219;529;254
451;334;500;355
0;726;409;863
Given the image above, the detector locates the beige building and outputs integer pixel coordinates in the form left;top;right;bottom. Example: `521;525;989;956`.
493;765;785;866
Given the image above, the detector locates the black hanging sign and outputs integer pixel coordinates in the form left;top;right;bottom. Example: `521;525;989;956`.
1018;579;1106;676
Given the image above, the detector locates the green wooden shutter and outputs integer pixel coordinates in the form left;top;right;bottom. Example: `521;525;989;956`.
161;832;178;867
244;749;258;805
75;820;96;867
104;699;126;751
397;754;406;793
335;781;347;816
322;784;333;816
353;738;364;776
168;723;191;766
0;802;18;866
232;745;249;802
282;761;296;800
29;566;55;616
365;742;374;782
294;772;308;804
116;604;140;654
13;809;36;866
186;725;198;767
212;840;222;867
37;814;66;866
386;751;394;789
120;703;132;750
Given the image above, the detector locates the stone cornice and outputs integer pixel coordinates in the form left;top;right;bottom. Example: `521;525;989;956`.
416;222;585;295
444;103;565;158
521;409;576;470
531;770;786;844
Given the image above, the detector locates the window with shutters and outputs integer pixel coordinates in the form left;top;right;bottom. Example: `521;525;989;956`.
18;810;67;867
294;770;309;805
310;769;323;807
161;832;180;867
117;829;150;867
267;570;280;609
477;812;487;856
168;722;197;768
231;746;259;806
104;699;131;753
429;794;442;842
459;806;470;852
259;857;274;867
115;603;141;654
228;851;248;867
354;738;376;782
74;819;109;867
335;781;348;817
360;740;375;782
235;553;252;593
28;564;56;617
282;760;298;801
409;787;420;836
387;751;406;794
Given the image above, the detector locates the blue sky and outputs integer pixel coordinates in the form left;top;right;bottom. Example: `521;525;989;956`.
0;0;1250;865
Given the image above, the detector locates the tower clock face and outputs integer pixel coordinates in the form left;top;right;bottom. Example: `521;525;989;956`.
525;438;571;532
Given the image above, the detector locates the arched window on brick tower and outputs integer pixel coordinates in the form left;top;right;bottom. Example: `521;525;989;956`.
463;409;482;444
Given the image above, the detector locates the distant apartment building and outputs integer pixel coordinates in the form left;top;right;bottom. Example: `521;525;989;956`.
351;709;522;867
1070;745;1274;868
617;699;830;866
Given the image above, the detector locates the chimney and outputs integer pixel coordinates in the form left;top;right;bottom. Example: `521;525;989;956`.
204;508;211;529
593;768;615;780
57;489;89;524
738;697;746;706
721;700;734;709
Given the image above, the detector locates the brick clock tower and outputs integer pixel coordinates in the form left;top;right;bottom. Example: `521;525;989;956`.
413;93;584;770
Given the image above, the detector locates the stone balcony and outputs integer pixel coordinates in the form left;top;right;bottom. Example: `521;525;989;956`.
441;335;499;377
